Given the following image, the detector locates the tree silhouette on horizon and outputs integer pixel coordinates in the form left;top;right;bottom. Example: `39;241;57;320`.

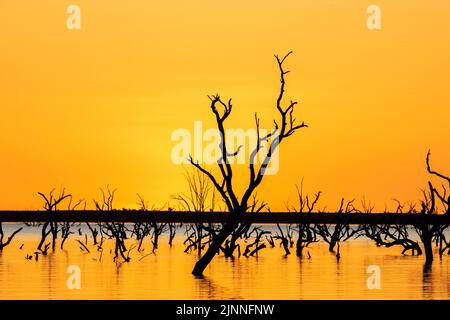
189;52;307;276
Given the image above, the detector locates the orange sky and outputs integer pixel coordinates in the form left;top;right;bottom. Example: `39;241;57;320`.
0;0;449;210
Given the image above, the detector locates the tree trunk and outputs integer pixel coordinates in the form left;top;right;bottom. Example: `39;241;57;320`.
198;224;202;257
423;235;434;264
37;222;50;252
192;221;236;276
329;240;336;252
329;225;340;252
281;238;290;255
296;239;303;257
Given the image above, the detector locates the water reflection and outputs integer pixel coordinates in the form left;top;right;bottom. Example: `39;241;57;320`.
422;263;433;299
195;276;241;299
0;233;449;299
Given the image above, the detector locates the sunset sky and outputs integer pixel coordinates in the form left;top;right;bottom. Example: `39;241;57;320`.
0;0;449;211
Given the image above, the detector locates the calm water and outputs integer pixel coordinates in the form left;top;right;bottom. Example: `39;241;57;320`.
0;224;449;299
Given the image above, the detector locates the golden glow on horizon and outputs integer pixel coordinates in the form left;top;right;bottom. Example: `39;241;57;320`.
0;0;449;210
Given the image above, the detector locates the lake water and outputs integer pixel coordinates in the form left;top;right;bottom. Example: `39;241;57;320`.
0;224;449;299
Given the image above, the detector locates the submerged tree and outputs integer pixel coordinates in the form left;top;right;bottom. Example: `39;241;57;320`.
415;186;440;264
218;195;267;258
290;183;320;257
172;169;216;256
315;198;362;259
189;52;306;275
135;194;167;253
363;200;422;256
272;220;294;256
426;150;450;214
242;227;270;257
133;195;152;252
362;152;449;264
60;197;85;250
94;186;130;262
413;150;450;264
0;223;22;252
37;188;72;254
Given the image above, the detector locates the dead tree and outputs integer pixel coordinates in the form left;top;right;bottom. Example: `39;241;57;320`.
437;225;450;257
86;203;100;246
37;188;71;253
94;187;130;262
172;169;215;256
425;150;450;258
150;213;166;253
426;150;450;214
413;150;450;264
133;195;151;252
365;223;422;256
166;207;177;247
0;223;22;252
363;200;422;256
315;198;362;259
272;221;293;255
86;221;99;246
219;196;267;258
190;52;306;275
135;195;167;253
414;186;440;264
60;197;85;250
242;227;270;257
289;183;320;257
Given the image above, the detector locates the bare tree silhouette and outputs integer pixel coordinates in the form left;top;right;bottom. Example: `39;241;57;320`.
37;188;71;253
86;221;99;246
272;220;294;256
94;186;130;262
242;227;270;257
413;150;450;264
415;187;440;264
426;150;450;214
0;223;22;252
361;150;449;265
60;197;85;250
289;183;320;257
315;198;362;259
133;195;152;252
363;200;422;256
189;52;306;275
219;196;267;258
135;195;167;253
166;207;177;247
173;169;215;256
